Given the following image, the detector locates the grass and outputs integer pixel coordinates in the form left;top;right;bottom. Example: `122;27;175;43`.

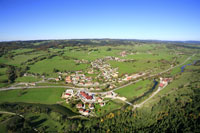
0;88;66;104
29;56;89;75
0;114;14;133
15;76;42;82
170;54;198;75
95;99;123;116
24;113;63;132
115;80;151;101
0;68;8;87
63;46;122;61
0;51;46;66
10;48;34;54
142;71;197;110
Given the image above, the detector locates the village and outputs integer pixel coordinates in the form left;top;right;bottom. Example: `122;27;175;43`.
61;76;173;116
60;54;147;90
19;51;174;116
61;88;119;116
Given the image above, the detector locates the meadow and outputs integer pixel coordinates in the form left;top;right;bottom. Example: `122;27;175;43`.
115;80;151;101
0;88;66;104
29;56;89;75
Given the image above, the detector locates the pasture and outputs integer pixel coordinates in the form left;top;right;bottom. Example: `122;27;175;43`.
0;88;66;104
115;80;151;101
29;56;89;75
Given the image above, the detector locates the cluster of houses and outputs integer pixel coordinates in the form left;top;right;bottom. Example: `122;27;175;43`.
122;73;146;82
65;72;99;87
61;89;107;116
74;59;89;64
62;56;143;89
159;77;173;88
120;51;127;57
92;58;119;82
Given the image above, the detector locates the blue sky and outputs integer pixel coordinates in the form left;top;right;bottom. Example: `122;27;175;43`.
0;0;199;41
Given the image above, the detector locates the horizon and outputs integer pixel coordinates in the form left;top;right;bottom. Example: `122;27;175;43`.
1;38;200;42
1;0;200;41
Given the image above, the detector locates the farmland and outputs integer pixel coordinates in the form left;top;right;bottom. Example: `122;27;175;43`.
0;88;66;104
0;39;200;132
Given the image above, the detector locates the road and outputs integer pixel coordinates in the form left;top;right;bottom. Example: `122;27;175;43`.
130;54;195;110
132;85;167;110
0;54;195;95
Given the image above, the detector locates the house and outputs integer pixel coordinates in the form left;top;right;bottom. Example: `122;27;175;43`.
62;89;74;98
65;89;74;95
89;103;94;109
120;51;127;57
29;83;36;86
76;103;85;109
79;91;93;100
65;76;72;83
127;76;132;81
100;102;105;107
79;109;84;113
82;110;90;116
105;91;117;98
159;83;164;87
79;91;95;103
96;97;103;103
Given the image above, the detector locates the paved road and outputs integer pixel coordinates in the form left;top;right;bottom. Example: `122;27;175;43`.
131;54;195;110
132;85;167;110
0;54;195;95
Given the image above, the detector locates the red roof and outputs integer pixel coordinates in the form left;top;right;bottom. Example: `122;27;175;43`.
65;93;71;96
127;77;132;80
77;104;82;107
159;83;164;87
85;110;89;113
79;109;84;111
80;91;93;100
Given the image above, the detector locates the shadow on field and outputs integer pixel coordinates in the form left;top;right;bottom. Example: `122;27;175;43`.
31;118;47;127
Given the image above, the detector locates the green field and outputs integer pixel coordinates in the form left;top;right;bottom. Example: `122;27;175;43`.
29;56;89;75
0;88;66;104
115;80;151;101
95;99;123;116
15;76;42;82
0;51;46;66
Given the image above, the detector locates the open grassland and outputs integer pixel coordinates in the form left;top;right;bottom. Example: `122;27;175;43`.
0;51;47;66
142;70;199;111
95;99;123;116
115;80;151;101
15;76;42;83
0;68;8;87
24;113;63;132
29;56;89;75
170;54;199;75
62;46;122;61
10;48;34;54
0;88;66;104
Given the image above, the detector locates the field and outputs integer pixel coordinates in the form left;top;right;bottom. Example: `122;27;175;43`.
94;99;124;116
29;56;89;75
142;65;200;111
115;80;152;101
0;88;65;104
0;40;200;132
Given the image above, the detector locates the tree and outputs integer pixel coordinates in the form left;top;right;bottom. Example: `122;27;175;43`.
106;48;112;51
7;66;17;83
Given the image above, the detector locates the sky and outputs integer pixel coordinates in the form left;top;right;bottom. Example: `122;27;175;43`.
0;0;200;41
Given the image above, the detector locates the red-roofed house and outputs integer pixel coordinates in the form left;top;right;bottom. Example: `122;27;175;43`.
65;76;72;84
159;83;164;87
79;91;95;103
